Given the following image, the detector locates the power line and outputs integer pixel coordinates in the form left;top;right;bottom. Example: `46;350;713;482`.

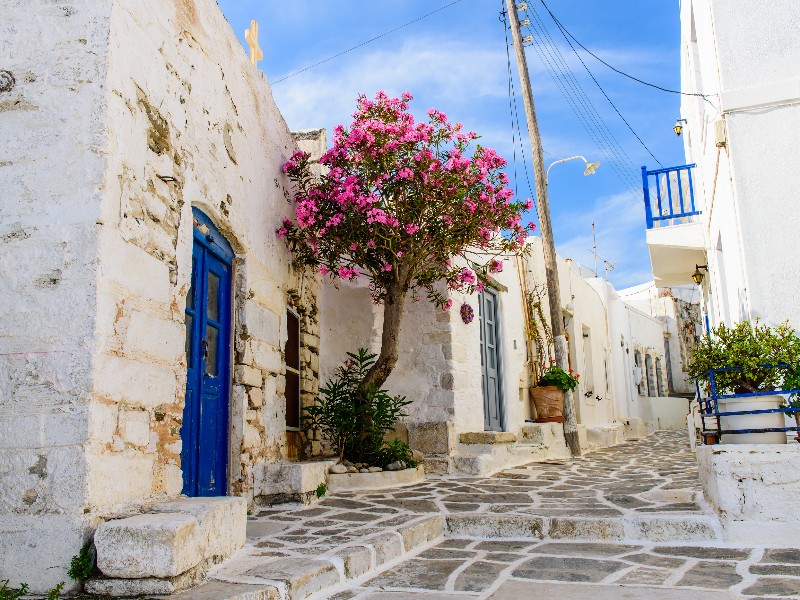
538;0;712;104
271;1;464;84
521;10;642;198
523;8;642;193
526;9;644;192
533;4;663;167
501;2;535;206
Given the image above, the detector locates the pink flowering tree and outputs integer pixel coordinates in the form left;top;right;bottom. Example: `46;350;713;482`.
279;92;533;390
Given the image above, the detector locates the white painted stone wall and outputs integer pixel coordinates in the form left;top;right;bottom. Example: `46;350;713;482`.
697;444;800;544
1;0;318;590
680;0;800;331
0;1;113;591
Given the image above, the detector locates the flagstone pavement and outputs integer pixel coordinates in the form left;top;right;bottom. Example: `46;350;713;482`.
196;432;800;599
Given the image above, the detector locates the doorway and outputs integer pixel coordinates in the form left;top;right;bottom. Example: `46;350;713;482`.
181;207;233;497
479;288;504;432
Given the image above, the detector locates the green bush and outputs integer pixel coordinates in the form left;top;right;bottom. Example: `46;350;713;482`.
0;580;28;600
305;349;412;466
688;320;800;394
315;482;327;498
539;364;580;392
68;542;95;581
47;582;65;600
376;438;417;469
0;580;64;600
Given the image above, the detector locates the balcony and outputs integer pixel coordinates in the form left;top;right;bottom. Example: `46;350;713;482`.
641;164;706;287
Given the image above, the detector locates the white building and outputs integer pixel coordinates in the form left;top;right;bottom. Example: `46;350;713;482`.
643;0;800;545
645;0;800;331
0;0;324;591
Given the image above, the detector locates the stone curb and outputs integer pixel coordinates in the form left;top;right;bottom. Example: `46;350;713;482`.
445;513;721;544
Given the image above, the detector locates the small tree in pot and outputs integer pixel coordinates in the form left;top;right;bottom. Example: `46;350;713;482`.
688;320;800;444
530;360;579;423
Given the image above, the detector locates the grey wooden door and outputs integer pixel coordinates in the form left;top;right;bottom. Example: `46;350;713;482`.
479;289;504;431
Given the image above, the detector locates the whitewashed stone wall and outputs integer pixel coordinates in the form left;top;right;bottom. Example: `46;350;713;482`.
698;444;800;544
0;0;318;591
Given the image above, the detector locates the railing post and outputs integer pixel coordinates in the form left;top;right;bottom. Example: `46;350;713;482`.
641;166;653;228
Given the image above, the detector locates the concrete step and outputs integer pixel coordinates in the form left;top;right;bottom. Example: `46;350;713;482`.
446;512;723;544
206;515;444;600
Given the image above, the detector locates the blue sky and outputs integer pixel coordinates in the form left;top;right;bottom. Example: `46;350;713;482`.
218;0;686;289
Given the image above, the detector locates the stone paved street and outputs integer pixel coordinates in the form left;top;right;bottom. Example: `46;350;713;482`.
198;432;800;599
329;539;800;599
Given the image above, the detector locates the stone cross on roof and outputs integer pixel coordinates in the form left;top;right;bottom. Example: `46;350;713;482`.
245;20;264;68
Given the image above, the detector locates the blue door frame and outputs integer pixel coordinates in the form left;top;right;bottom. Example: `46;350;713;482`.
479;289;505;432
182;207;234;497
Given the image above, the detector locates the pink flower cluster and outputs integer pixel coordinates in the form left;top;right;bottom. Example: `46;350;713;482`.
278;91;535;307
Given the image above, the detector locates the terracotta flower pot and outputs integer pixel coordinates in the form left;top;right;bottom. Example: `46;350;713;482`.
530;385;565;423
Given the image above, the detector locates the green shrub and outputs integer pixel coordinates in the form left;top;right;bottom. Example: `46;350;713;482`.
688;320;800;394
376;438;417;469
305;349;412;465
47;582;65;600
0;580;28;600
68;542;95;581
315;482;327;498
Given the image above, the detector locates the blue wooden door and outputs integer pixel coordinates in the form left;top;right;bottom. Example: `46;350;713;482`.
479;289;504;431
182;208;233;497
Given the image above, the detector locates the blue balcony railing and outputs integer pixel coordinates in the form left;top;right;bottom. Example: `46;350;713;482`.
641;164;701;229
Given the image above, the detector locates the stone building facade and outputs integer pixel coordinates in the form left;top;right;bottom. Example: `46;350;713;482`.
0;0;322;591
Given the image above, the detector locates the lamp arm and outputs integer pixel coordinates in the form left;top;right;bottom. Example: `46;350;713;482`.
545;155;589;183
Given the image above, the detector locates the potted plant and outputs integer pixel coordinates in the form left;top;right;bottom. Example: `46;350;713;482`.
530;361;579;423
688;320;800;444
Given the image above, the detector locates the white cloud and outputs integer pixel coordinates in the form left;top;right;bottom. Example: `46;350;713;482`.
271;35;509;132
555;191;653;288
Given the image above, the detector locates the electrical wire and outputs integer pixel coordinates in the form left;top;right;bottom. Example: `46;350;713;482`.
525;9;644;192
501;1;536;207
521;11;642;198
533;4;663;167
271;0;464;84
523;9;641;192
538;0;713;107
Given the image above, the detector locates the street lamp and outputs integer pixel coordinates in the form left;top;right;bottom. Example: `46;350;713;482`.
692;264;708;285
545;155;601;184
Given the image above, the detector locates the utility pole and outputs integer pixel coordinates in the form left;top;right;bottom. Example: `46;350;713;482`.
505;0;581;456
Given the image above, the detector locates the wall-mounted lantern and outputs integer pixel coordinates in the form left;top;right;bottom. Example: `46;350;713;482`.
692;264;708;285
673;118;688;137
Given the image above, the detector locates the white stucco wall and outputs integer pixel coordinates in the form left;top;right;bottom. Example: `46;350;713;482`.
680;0;800;331
1;0;317;590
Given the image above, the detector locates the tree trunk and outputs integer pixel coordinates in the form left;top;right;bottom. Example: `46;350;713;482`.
362;281;408;391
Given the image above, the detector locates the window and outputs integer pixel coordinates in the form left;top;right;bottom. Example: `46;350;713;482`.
285;309;301;429
634;351;646;396
645;355;656;397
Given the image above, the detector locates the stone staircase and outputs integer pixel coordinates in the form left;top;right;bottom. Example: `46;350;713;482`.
450;422;628;476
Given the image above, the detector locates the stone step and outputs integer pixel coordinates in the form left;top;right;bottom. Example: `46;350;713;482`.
165;580;279;600
207;515;445;600
445;512;722;544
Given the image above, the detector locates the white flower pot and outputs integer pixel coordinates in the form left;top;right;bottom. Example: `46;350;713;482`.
717;394;787;444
